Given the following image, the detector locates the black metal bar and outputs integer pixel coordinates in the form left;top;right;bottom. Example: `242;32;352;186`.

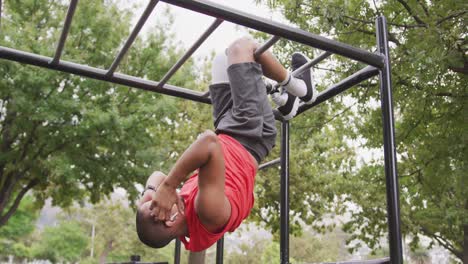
174;238;181;264
200;34;279;99
160;0;384;68
376;16;403;264
130;255;140;263
51;0;79;65
0;46;211;104
254;35;281;59
292;51;332;77
271;51;332;91
317;257;390;264
203;36;281;97
216;237;224;264
157;18;222;87
106;0;159;76
295;65;379;116
280;121;290;264
259;158;280;170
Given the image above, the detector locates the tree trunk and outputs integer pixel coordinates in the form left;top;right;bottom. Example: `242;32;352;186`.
188;250;206;264
99;240;113;264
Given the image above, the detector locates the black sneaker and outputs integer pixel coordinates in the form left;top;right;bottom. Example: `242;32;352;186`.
291;52;317;105
271;89;299;120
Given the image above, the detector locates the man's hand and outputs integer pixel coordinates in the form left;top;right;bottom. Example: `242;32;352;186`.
149;183;185;222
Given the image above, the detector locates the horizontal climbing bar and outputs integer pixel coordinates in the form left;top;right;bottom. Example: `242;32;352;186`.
259;158;280;170
51;0;78;64
296;65;379;116
157;18;223;88
160;0;384;68
200;35;281;99
0;46;211;104
107;0;159;76
292;51;332;77
316;257;390;264
254;35;281;59
272;50;332;90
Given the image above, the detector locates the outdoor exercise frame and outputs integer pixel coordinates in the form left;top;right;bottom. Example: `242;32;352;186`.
0;0;402;263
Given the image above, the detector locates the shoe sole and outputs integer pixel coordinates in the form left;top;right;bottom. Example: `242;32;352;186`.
279;96;299;120
292;52;317;105
303;85;318;105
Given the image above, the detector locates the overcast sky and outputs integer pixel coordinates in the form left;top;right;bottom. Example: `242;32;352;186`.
130;0;288;58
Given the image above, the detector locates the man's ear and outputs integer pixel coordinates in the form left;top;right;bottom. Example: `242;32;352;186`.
164;219;176;227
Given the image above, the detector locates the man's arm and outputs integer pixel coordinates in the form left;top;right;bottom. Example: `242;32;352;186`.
151;130;231;230
137;171;166;207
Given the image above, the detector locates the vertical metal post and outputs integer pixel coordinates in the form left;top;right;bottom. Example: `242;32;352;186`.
376;16;403;264
280;121;290;264
216;236;224;264
174;238;181;264
90;223;95;258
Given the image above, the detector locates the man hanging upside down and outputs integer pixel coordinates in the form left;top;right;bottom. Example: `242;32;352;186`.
136;36;316;251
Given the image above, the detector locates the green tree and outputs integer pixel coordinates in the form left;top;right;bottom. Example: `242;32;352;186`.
31;221;89;262
224;229;344;263
290;229;345;263
67;197;181;264
0;0;201;228
254;0;467;262
0;196;39;259
408;246;430;264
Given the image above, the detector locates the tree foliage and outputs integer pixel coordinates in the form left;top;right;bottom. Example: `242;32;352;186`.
255;0;467;261
0;195;39;259
31;221;89;262
61;197;184;264
224;228;347;263
0;0;203;228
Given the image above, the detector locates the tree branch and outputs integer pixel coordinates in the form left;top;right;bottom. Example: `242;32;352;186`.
436;10;467;25
295;83;374;130
448;65;468;75
425;229;463;260
0;178;40;227
17;121;40;163
1;138;69;214
354;28;402;46
395;0;427;25
343;15;425;28
400;156;436;178
433;92;468;98
416;0;430;17
0;109;18;155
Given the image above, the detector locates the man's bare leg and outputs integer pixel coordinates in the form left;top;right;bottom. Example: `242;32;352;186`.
226;36;311;120
227;36;309;98
226;36;288;82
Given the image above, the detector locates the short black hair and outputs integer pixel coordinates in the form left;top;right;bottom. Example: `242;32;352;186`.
135;209;174;248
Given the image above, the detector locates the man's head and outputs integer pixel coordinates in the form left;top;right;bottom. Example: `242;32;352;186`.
135;171;186;248
136;200;185;248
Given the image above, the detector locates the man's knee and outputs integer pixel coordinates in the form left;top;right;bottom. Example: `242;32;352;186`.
211;52;229;84
199;130;218;143
226;36;259;65
150;171;165;177
147;171;166;184
198;130;220;150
